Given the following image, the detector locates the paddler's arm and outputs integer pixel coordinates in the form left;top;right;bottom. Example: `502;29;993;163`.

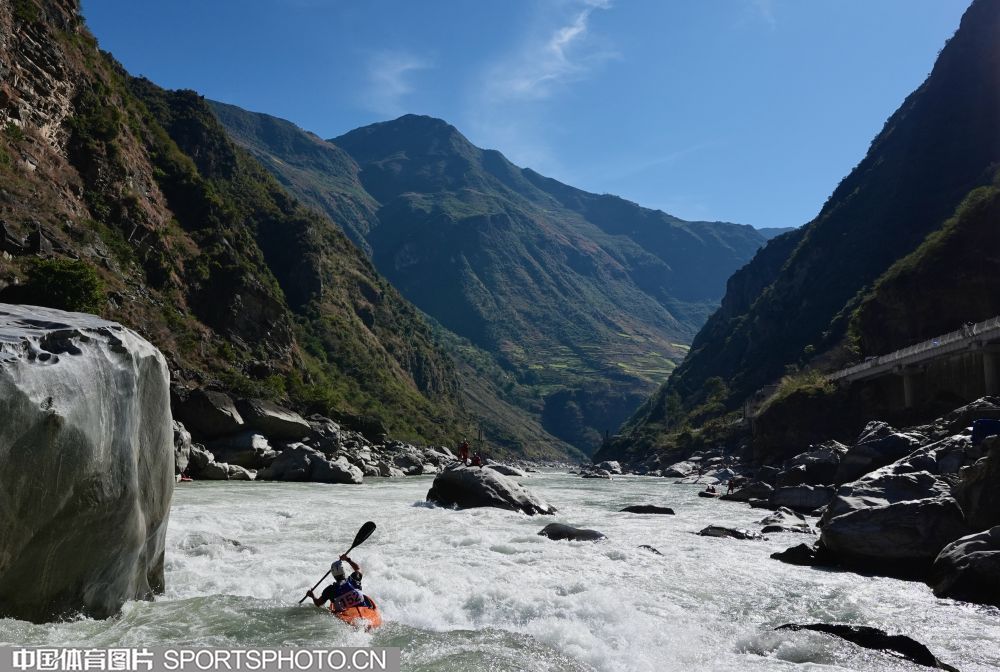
306;589;326;607
340;554;361;574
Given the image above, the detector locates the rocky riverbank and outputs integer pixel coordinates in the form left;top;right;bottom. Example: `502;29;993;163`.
581;397;1000;610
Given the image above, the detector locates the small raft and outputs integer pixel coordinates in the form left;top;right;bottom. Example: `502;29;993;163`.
331;598;382;630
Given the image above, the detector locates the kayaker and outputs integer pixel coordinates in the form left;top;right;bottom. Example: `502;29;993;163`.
307;554;371;611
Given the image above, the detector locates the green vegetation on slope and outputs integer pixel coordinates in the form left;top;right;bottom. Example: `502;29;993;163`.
210;106;769;453
0;0;468;447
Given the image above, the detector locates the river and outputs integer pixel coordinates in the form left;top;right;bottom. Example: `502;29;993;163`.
2;472;997;671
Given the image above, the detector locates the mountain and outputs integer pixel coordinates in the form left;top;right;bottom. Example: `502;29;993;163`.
756;227;796;240
211;104;770;452
606;0;1000;460
0;0;487;449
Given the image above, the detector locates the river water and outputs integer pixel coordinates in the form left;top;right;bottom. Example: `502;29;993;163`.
2;472;997;671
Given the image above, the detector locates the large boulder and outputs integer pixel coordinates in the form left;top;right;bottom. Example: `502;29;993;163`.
173;421;192;476
721;480;774;502
172;388;245;440
0;305;173;622
954;437;1000;531
257;445;362;484
819;498;970;575
835;421;926;484
930;526;1000;607
770;485;836;513
821;470;951;524
595;460;622;475
311;456;364;484
777;441;847;487
237;398;311;440
207;431;278;469
426;464;556;515
538;523;606;541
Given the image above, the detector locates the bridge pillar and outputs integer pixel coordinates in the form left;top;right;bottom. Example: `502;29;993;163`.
903;370;917;408
985;351;999;396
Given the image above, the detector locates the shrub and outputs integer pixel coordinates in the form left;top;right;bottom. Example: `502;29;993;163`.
21;258;105;314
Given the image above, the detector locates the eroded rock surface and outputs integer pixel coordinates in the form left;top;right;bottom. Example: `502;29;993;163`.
0;305;174;622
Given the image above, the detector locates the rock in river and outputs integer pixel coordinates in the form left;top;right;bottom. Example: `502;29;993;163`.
538;523;606;541
0;304;174;622
819;498;969;576
776;623;958;670
620;505;675;515
698;526;763;540
427;464;556;515
930;525;1000;607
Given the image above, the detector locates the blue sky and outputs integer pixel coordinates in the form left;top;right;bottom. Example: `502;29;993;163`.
82;0;969;229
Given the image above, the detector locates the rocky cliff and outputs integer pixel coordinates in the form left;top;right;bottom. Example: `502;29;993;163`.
0;0;482;449
0;303;173;622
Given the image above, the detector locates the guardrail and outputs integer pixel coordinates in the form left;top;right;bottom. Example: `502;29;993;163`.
828;315;1000;383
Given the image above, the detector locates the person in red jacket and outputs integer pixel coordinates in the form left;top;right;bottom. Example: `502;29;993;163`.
458;439;470;465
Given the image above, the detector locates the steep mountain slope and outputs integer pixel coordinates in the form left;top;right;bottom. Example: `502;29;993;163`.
610;0;1000;455
0;0;477;447
851;170;1000;355
211;105;769;452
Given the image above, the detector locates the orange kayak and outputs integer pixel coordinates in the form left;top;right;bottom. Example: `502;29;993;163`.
331;598;382;630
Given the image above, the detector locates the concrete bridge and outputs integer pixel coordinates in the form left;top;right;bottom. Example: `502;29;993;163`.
743;316;1000;420
828;315;1000;408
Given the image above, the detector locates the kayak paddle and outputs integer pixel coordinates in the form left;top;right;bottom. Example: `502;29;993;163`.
299;521;377;604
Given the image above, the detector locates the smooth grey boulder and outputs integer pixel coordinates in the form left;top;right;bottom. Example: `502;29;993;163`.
777;441;847;487
759;507;814;534
538;523;606;541
954;437;1000;531
0;305;173;622
311;456;364;484
582;469;612;479
225;464;256;481
595;460;622;475
427;464;556;515
698;526;763;540
721;481;774;502
662;460;697;478
820;470;950;525
173;421;192;476
930;526;1000;607
770;485;836;513
486;463;528;478
820;498;969;574
207;431;278;469
237;398;311;440
172;388;244;440
257;445;363;484
835;421;926;484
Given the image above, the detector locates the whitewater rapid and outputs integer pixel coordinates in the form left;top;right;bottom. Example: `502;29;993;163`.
2;472;997;671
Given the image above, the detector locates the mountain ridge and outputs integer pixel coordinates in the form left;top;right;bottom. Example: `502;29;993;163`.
212;105;772;452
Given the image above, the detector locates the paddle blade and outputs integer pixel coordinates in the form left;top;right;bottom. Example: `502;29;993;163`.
348;521;376;552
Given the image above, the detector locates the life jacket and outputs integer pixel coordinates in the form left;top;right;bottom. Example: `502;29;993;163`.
331;578;365;612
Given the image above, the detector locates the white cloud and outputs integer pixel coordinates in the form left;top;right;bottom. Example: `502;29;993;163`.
485;0;616;102
362;51;431;116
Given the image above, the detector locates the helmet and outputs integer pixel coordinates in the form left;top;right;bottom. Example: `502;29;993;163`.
331;560;347;580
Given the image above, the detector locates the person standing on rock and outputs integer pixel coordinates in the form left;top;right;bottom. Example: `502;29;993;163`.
458;439;470;465
307;554;371;612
